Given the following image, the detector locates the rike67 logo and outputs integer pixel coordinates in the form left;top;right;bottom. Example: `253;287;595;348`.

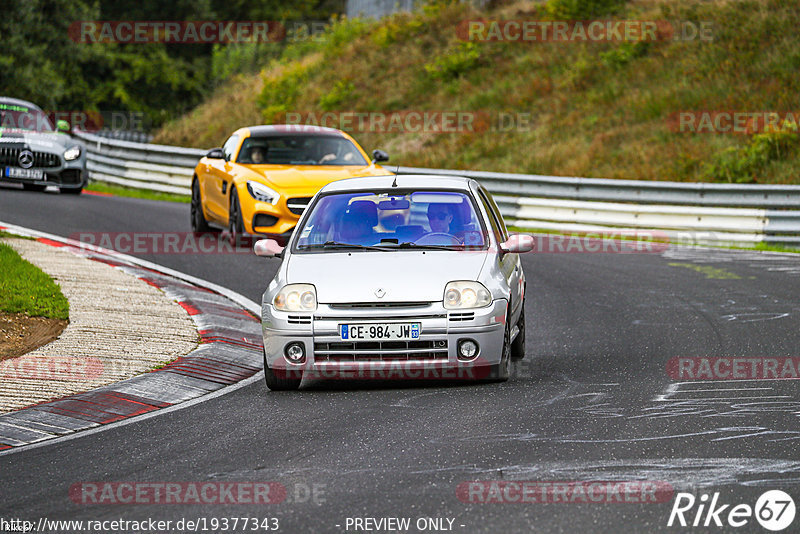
668;490;795;531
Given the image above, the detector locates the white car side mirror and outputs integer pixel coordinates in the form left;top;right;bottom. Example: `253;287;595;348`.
500;234;535;254
254;238;284;257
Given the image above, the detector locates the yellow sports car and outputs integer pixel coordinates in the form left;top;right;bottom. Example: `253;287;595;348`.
191;125;391;243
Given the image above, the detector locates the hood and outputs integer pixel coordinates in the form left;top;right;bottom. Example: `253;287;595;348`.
286;250;488;304
243;164;389;191
0;130;78;152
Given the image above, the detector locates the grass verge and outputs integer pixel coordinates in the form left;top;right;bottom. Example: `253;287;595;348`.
86;182;190;203
0;242;70;320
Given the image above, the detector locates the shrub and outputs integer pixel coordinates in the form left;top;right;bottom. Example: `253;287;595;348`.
424;42;482;80
704;122;799;183
546;0;627;19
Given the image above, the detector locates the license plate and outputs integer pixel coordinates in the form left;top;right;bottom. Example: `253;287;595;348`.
340;323;421;341
5;167;44;180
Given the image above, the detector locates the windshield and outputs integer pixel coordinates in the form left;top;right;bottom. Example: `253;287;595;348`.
0;103;54;132
237;135;368;165
293;190;488;253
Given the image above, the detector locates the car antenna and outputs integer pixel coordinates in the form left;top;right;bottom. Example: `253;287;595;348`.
391;168;398;188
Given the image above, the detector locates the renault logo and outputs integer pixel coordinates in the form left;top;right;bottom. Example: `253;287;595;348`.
18;150;34;169
375;288;386;298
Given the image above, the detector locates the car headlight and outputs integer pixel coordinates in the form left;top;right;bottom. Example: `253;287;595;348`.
443;281;492;309
274;284;317;312
63;146;81;161
247;181;279;204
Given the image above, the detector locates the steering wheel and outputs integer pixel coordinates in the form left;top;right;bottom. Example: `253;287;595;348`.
415;232;460;245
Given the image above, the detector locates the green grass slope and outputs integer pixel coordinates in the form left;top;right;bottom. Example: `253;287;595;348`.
155;0;800;184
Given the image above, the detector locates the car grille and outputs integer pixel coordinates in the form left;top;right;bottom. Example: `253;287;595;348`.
449;312;475;322
329;302;430;309
287;197;311;215
0;147;60;168
314;340;448;362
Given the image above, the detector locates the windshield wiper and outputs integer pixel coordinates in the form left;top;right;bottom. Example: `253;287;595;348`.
298;241;395;251
395;242;466;251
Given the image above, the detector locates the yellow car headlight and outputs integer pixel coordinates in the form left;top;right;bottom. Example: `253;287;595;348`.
247;181;279;205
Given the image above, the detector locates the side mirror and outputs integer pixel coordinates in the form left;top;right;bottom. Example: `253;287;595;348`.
500;234;534;254
371;149;389;163
206;148;225;159
56;120;70;133
254;238;285;258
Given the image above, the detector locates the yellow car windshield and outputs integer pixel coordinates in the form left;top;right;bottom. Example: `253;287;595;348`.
237;135;368;166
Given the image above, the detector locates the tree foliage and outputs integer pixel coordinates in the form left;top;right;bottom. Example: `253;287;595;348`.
0;0;344;129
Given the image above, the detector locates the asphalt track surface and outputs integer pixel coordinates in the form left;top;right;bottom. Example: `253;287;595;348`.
2;184;800;533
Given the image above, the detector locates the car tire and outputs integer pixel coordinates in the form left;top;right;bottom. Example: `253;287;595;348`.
61;186;82;195
510;301;526;361
228;187;245;247
263;350;302;391
191;179;213;232
22;183;46;192
480;312;511;382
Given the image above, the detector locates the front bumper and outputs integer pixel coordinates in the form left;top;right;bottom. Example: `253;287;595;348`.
243;197;306;238
1;160;87;190
262;300;508;381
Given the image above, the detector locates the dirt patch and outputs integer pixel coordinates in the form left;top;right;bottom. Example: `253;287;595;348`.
0;313;68;360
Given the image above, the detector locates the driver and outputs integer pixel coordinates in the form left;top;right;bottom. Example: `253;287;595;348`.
250;146;266;163
426;203;455;234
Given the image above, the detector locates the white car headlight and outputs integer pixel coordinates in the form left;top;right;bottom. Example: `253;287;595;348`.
247;181;279;204
443;281;492;309
63;146;81;161
274;284;317;312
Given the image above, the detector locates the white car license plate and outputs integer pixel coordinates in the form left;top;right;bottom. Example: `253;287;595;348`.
5;167;45;180
340;323;421;341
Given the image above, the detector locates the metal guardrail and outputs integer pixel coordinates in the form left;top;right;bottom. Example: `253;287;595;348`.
74;130;204;195
72;130;800;248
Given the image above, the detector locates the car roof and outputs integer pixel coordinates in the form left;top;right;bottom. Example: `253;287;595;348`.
0;97;42;111
238;124;346;137
320;174;478;193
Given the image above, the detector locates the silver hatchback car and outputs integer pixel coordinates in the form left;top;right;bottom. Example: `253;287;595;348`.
254;174;533;390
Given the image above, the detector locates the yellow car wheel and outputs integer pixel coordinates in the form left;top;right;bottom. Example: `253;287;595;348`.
191;180;213;233
228;187;245;246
